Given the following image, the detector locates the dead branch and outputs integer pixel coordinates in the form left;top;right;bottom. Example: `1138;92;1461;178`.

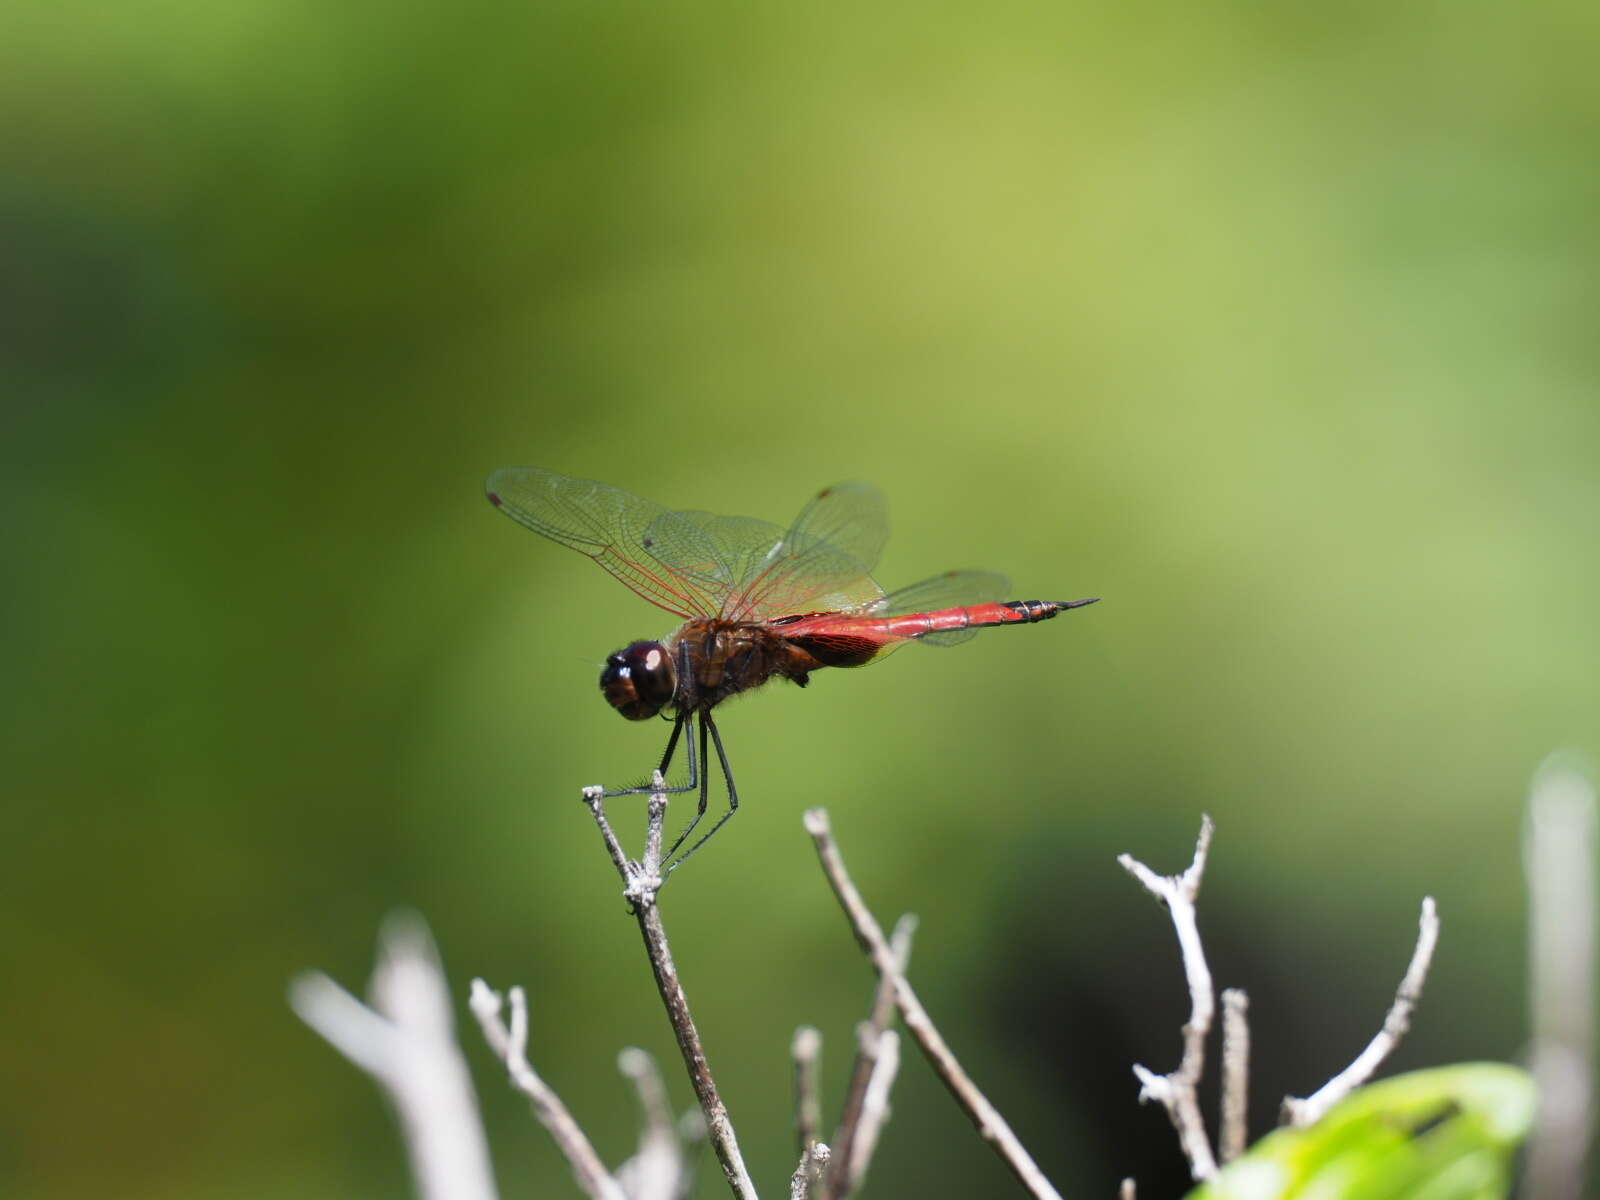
585;778;758;1200
291;916;499;1200
792;1026;823;1156
616;1047;688;1200
845;1029;901;1194
805;807;1064;1200
824;913;917;1200
1219;989;1250;1163
1281;896;1440;1126
790;1142;831;1199
1119;815;1219;1181
1523;756;1597;1200
469;981;625;1200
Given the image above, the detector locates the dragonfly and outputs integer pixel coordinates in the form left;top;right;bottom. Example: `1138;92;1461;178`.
486;467;1098;871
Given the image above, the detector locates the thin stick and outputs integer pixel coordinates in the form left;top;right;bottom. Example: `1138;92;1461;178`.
617;1047;684;1200
846;1030;901;1192
469;981;624;1200
1523;757;1597;1200
1281;896;1441;1127
1119;815;1219;1182
1219;989;1250;1163
825;914;917;1200
790;1143;832;1200
291;917;500;1200
583;785;634;880
585;781;758;1200
793;1026;823;1154
805;808;1064;1200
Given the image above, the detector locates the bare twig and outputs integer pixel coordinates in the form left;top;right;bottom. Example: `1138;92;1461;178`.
675;1106;710;1197
585;779;758;1200
1119;815;1219;1181
825;913;917;1200
292;916;499;1200
805;808;1064;1200
792;1027;823;1155
617;1047;686;1200
1281;896;1441;1127
790;1143;832;1200
1523;756;1596;1200
1219;989;1250;1163
846;1030;901;1193
469;981;624;1200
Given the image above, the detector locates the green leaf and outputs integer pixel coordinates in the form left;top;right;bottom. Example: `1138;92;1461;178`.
1185;1063;1536;1200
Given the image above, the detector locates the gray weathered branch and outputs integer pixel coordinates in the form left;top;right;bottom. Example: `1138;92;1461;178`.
1281;896;1439;1127
1119;815;1219;1181
806;808;1064;1200
585;778;758;1200
469;980;624;1200
292;916;499;1200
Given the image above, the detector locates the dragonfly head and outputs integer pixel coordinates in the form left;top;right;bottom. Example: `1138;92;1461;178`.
600;640;677;721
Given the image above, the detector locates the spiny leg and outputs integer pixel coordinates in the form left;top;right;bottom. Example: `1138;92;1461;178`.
665;710;739;874
664;712;713;860
601;711;698;799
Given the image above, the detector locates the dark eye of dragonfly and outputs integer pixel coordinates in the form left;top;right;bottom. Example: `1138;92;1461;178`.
599;640;677;720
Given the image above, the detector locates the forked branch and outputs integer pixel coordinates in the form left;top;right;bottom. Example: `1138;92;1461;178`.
805;808;1064;1200
469;981;625;1200
824;913;916;1200
291;917;499;1200
1119;815;1220;1182
584;778;758;1200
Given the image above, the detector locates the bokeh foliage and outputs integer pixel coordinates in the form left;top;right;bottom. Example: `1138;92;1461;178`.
1190;1064;1536;1200
2;0;1596;1196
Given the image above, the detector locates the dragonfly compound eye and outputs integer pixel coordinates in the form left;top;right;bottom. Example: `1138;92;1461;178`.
600;640;676;720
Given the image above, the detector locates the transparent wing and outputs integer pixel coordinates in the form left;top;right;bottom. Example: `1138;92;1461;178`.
875;570;1011;646
725;482;890;621
654;510;789;601
486;468;735;617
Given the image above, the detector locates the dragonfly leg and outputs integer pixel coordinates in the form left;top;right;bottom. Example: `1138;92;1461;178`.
664;712;712;860
665;710;739;874
601;712;698;799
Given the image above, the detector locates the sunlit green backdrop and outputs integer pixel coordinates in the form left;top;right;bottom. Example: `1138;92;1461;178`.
3;1;1596;1197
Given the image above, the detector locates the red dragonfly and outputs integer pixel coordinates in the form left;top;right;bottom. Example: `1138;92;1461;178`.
487;467;1097;870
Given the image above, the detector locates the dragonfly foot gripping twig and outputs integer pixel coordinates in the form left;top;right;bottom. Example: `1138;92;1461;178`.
584;776;758;1200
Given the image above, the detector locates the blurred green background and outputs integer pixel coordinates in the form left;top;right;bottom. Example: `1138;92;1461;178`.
3;0;1596;1196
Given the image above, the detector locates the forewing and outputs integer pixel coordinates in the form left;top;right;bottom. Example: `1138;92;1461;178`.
876;570;1011;646
727;482;890;620
657;511;788;598
486;467;729;617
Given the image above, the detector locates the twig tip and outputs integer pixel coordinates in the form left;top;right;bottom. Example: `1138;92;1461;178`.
467;978;499;1015
617;1046;651;1077
792;1025;822;1058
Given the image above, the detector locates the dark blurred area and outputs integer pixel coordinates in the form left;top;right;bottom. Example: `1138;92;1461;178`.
3;1;1597;1197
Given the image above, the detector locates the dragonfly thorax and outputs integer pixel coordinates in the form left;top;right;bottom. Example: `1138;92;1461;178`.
600;640;676;720
666;619;826;714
